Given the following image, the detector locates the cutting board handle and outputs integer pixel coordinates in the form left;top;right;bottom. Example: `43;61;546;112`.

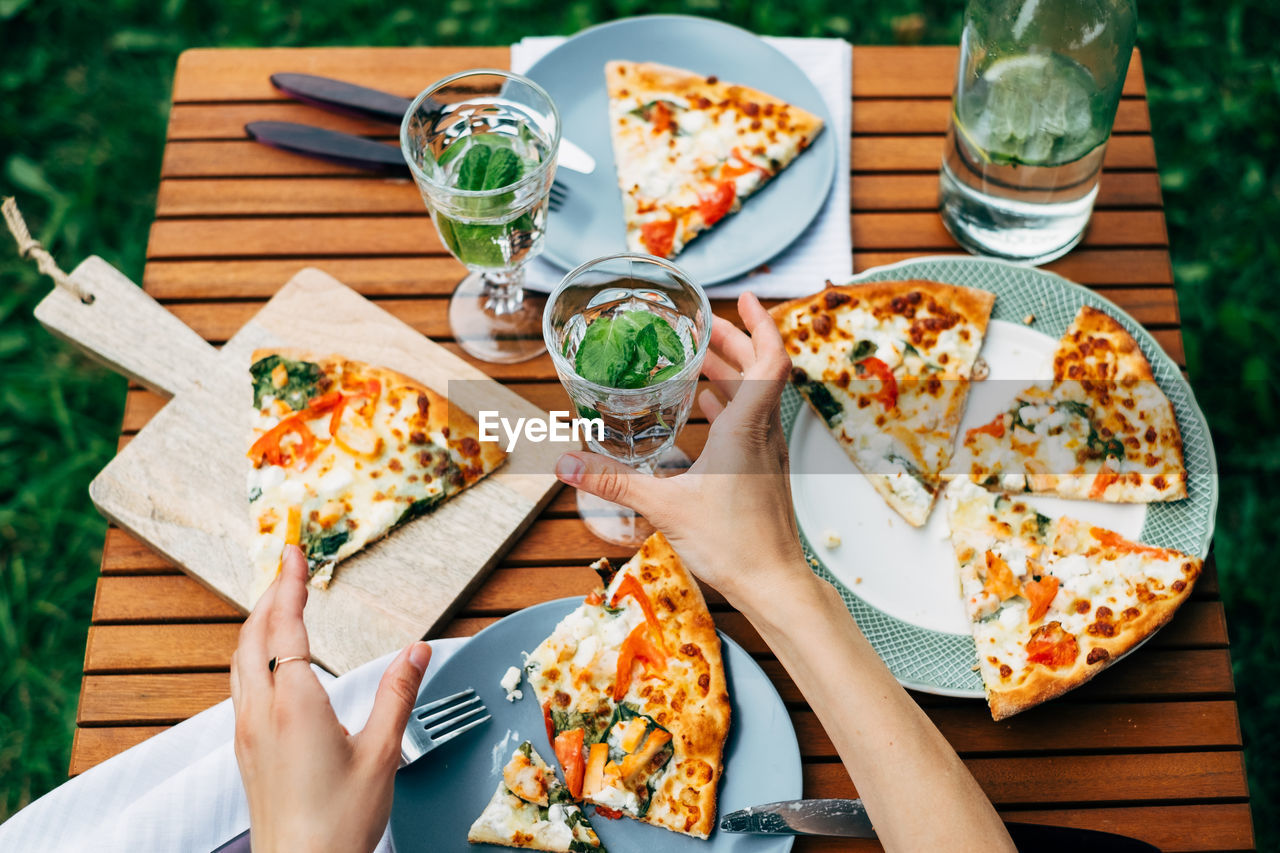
33;255;219;398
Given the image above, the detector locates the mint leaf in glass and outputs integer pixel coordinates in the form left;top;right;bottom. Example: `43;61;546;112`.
574;309;689;389
575;316;634;387
455;142;491;191
482;146;522;190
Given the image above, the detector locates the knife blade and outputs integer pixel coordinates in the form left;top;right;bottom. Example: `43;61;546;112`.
720;799;1160;852
268;72;597;175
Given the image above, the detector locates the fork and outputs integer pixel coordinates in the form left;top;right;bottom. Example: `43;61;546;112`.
244;121;568;212
212;687;490;853
400;687;492;766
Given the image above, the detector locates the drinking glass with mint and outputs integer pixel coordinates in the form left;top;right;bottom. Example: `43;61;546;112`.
401;70;560;363
544;253;712;547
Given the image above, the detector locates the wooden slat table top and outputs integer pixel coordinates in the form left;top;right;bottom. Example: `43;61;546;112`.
68;45;1255;851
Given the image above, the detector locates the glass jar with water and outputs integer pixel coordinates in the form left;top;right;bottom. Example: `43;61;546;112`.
938;0;1137;264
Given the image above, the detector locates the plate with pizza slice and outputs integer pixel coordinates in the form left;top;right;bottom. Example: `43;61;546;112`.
390;533;802;851
777;256;1218;711
524;14;836;285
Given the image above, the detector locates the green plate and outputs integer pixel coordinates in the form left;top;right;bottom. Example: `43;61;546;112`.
782;255;1218;697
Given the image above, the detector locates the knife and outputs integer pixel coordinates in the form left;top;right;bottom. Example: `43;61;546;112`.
721;799;1160;852
269;72;597;175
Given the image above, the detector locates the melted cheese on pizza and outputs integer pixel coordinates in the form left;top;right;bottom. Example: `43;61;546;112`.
952;306;1186;503
247;354;488;598
606;61;823;258
775;284;993;526
467;743;603;851
524;538;728;839
946;479;1200;714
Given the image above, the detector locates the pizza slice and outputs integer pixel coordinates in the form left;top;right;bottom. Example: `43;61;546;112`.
605;60;824;259
467;741;606;851
945;479;1202;719
952;306;1187;502
246;349;505;599
772;280;996;526
524;533;729;839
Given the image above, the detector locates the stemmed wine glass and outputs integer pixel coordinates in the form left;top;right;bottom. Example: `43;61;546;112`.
543;253;712;546
401;70;560;363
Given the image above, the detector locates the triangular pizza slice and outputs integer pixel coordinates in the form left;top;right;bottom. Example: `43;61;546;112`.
946;479;1202;719
605;60;824;259
467;741;606;851
246;349;505;599
772;281;997;526
952;306;1187;502
524;533;729;839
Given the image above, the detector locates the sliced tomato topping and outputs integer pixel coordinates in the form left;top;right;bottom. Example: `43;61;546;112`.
855;356;898;409
248;414;324;470
982;550;1022;602
966;414;1007;442
553;728;586;799
541;700;555;749
584;590;603;606
719;147;772;180
1089;464;1121;499
594;806;625;820
1023;575;1060;623
1089;527;1176;559
1026;621;1079;668
612;622;667;702
649;101;676;135
697;181;736;226
609;575;666;651
639;219;677;258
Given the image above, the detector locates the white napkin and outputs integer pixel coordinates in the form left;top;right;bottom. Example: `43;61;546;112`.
0;638;467;853
512;35;853;298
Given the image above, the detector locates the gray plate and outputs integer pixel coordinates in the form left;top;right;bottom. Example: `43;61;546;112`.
525;15;836;286
390;597;802;852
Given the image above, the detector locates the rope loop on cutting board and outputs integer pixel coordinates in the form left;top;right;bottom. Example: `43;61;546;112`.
2;196;94;304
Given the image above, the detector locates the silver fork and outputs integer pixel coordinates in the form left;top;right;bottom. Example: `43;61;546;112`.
399;687;491;767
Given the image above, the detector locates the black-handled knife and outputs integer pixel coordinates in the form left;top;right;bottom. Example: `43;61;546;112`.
264;71;596;175
271;71;415;125
721;799;1160;852
245;121;410;175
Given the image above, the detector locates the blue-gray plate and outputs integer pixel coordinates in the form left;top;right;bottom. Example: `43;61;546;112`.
525;14;836;286
389;597;802;852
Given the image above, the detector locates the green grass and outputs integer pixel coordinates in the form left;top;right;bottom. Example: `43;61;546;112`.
1;0;1275;844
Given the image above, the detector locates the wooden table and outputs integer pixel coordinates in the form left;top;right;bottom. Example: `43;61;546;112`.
69;46;1256;851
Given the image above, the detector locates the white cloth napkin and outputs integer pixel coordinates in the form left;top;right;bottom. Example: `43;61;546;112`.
0;638;467;853
512;35;853;298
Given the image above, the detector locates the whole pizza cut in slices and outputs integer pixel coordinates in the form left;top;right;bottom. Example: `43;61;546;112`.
772;281;997;526
467;741;606;851
946;478;1202;720
246;349;505;599
523;532;729;839
605;60;825;259
951;306;1187;502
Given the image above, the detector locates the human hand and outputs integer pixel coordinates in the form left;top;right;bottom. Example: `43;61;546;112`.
554;292;809;607
230;545;432;853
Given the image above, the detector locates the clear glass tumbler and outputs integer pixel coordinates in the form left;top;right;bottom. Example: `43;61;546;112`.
939;0;1137;264
401;69;560;363
544;253;712;546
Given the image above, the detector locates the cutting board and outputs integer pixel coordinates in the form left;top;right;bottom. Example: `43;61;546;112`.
36;258;563;674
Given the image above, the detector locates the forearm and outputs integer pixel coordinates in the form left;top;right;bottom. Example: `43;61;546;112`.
731;569;1014;853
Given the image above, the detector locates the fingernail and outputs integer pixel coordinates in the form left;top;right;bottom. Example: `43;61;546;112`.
555;453;585;485
407;641;432;673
